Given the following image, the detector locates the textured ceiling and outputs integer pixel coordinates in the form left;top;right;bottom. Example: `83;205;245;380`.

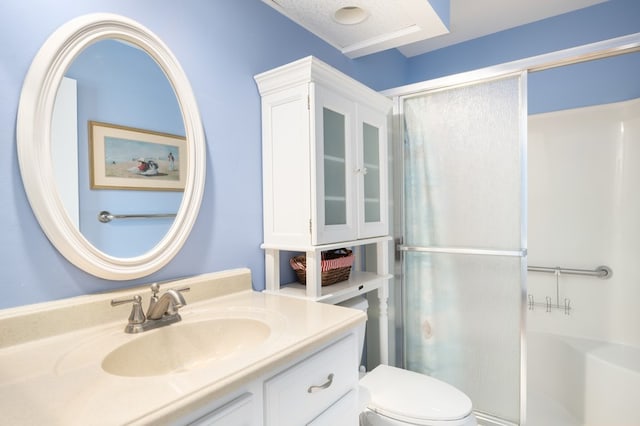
264;0;449;58
263;0;608;58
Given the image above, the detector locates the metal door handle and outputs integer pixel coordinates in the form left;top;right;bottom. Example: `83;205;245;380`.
307;373;334;393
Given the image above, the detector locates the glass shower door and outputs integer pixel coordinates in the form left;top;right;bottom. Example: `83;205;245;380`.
401;74;527;424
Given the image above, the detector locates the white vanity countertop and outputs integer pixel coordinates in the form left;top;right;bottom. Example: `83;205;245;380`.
0;269;365;425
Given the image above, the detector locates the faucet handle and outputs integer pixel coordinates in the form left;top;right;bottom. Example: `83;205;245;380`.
111;295;146;325
150;283;160;297
110;294;141;307
149;283;190;296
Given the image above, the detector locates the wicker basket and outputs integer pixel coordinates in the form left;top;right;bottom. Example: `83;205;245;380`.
290;249;353;286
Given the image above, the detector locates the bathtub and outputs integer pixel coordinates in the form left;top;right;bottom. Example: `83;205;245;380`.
526;332;640;426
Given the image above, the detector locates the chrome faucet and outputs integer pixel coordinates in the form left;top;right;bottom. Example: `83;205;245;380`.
146;284;187;319
111;283;190;333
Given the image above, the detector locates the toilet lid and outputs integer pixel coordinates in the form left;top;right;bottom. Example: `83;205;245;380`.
360;365;473;425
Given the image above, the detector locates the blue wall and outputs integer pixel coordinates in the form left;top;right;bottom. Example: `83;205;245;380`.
406;0;640;114
1;0;638;309
528;52;640;114
0;0;406;309
407;0;640;83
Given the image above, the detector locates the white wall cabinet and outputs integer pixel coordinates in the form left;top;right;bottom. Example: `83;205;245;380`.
256;56;391;247
255;56;392;364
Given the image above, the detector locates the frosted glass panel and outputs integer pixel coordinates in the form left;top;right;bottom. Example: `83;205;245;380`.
363;122;380;223
403;77;523;249
402;74;525;425
323;107;346;226
403;251;523;423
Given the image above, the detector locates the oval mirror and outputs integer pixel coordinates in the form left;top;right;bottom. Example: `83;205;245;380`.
17;13;206;280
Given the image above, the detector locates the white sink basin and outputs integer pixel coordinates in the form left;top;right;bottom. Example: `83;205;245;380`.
101;318;271;377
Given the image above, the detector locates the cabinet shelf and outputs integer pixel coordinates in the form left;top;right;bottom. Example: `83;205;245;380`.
262;236;391;305
261;235;391;253
265;271;392;305
324;155;346;163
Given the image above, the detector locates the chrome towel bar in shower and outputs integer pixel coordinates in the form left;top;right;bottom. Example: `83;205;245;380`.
98;210;177;223
527;264;612;315
527;265;612;279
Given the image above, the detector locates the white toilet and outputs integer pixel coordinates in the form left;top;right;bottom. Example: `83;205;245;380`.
339;297;478;426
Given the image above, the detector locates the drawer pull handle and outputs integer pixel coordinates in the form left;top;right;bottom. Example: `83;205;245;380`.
307;374;334;393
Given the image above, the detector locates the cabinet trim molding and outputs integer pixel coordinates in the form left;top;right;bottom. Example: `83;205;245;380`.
255;56;392;113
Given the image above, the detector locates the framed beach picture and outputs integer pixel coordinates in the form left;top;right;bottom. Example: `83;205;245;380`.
89;121;186;191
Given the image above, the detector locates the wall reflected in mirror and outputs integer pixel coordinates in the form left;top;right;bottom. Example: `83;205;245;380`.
52;39;185;258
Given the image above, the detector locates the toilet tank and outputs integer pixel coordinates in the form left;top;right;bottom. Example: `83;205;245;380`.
338;296;368;362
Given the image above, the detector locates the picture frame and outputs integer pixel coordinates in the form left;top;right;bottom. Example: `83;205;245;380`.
89;121;186;191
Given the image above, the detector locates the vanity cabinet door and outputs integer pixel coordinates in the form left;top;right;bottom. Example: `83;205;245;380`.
188;393;257;426
307;389;358;426
263;334;358;426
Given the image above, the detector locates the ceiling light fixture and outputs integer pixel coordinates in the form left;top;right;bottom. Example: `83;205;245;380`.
333;6;369;25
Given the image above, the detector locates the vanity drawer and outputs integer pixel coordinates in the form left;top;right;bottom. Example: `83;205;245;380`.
264;333;358;426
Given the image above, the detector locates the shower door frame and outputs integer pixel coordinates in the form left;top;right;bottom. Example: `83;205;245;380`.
384;32;640;426
395;71;529;426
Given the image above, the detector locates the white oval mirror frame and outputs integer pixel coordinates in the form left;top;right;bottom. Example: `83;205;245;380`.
17;13;206;280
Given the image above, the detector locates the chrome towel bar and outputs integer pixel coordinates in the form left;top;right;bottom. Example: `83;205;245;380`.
528;265;612;279
98;210;177;223
527;264;612;315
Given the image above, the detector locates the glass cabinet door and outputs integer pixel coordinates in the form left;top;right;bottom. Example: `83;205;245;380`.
312;85;388;244
362;122;380;222
313;84;357;244
357;105;388;238
323;107;347;226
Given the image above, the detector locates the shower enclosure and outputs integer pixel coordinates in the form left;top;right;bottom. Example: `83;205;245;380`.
526;53;640;425
389;34;640;426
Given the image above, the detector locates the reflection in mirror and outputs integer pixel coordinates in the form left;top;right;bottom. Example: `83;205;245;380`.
52;77;79;228
53;39;184;257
